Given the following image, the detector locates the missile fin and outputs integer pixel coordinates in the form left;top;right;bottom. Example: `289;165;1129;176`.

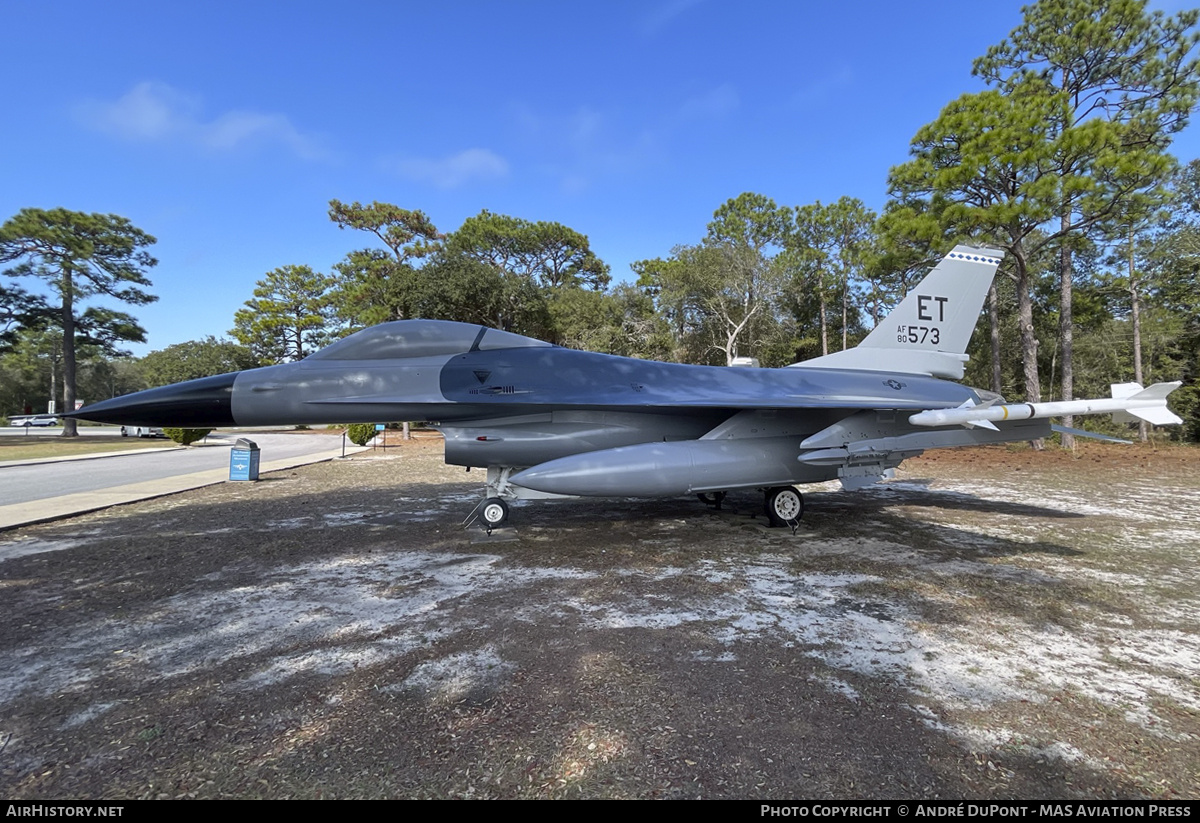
1131;381;1183;401
1129;406;1184;426
1114;381;1183;426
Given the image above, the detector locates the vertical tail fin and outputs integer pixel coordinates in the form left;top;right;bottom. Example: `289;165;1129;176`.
793;245;1003;379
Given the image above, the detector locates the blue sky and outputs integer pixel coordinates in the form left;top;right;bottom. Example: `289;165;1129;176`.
5;1;1200;356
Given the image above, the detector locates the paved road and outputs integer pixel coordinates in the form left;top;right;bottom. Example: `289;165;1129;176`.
0;431;360;530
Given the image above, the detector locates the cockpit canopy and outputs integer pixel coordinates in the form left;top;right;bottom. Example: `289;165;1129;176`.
306;320;553;361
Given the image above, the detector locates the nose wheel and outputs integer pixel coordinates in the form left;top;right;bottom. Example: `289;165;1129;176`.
764;486;803;531
481;497;509;534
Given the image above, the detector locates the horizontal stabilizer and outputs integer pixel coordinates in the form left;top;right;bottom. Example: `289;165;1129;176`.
1051;424;1132;445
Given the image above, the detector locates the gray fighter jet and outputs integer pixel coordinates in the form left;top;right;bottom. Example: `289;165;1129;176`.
72;245;1181;528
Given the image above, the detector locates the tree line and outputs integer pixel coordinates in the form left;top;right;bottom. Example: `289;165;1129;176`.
2;0;1198;442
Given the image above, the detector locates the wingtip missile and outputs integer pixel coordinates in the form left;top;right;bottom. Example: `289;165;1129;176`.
908;381;1183;430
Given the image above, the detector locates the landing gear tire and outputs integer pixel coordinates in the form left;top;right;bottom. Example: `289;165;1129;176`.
764;486;803;528
481;497;509;532
696;491;727;510
120;427;129;437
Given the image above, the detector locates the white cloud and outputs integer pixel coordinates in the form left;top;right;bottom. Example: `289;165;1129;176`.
569;107;604;147
389;148;510;188
77;82;197;141
678;83;739;121
639;0;705;36
789;66;855;109
204;110;321;158
509;102;663;193
76;81;325;159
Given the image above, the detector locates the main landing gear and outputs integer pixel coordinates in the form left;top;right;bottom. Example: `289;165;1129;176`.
698;487;805;531
764;486;804;531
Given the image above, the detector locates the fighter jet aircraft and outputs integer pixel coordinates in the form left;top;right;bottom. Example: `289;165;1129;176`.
72;245;1182;529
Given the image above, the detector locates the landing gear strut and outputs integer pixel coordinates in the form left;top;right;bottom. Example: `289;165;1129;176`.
696;491;727;510
764;486;803;531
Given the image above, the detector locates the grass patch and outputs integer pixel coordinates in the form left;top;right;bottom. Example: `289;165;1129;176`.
0;434;175;461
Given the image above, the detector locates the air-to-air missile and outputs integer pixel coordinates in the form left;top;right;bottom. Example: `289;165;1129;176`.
906;382;1182;430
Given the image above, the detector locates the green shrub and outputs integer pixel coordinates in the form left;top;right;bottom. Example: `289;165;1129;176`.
347;423;377;446
163;427;212;445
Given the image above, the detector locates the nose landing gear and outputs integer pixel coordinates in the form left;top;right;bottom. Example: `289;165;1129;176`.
480;497;509;535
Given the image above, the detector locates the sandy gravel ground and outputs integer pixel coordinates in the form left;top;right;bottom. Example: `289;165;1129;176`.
0;439;1197;799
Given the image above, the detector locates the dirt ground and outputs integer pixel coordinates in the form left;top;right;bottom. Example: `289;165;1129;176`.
1;438;1197;799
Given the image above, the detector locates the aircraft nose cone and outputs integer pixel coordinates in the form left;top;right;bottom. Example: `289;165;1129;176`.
70;372;239;428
